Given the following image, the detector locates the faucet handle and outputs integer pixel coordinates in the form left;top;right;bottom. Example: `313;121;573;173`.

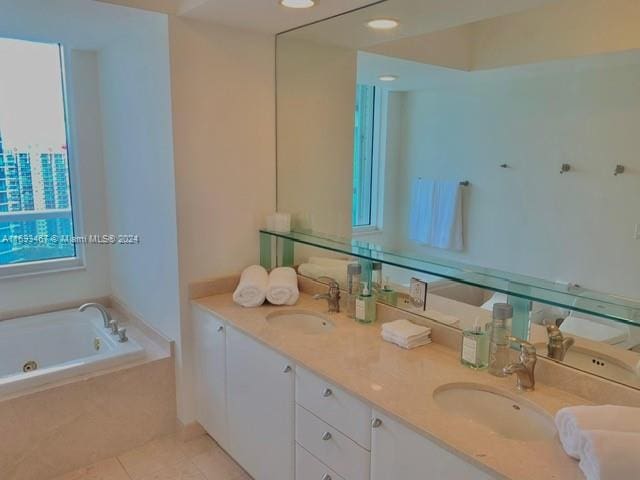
508;336;536;356
117;327;128;343
108;319;119;335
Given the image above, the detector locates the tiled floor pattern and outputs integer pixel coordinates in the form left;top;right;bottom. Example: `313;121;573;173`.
52;434;251;480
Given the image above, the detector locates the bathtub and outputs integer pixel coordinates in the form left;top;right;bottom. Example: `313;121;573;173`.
0;308;145;396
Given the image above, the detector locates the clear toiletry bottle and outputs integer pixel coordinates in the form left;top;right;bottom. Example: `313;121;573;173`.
461;318;489;370
355;282;376;324
488;303;513;377
346;263;362;318
371;262;383;294
378;276;398;306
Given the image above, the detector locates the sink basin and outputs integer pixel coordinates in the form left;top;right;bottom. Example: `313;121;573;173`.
266;310;335;335
535;343;640;388
433;383;556;441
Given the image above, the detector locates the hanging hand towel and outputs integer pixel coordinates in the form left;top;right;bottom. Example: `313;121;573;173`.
233;265;269;307
555;405;640;459
578;430;640;480
266;267;299;306
409;178;463;251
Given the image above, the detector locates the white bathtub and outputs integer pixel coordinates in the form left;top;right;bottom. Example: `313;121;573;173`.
0;308;145;396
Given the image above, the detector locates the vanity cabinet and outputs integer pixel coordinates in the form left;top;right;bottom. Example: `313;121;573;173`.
370;410;495;480
226;326;295;480
192;306;228;450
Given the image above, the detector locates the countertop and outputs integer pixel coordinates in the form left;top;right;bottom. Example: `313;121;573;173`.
193;293;588;480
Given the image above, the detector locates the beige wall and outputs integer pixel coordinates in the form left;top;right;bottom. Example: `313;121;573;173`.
276;38;355;239
169;16;276;422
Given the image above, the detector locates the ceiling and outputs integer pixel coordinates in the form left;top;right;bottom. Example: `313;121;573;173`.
95;0;382;34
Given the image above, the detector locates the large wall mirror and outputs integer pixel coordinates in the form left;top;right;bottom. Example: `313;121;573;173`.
276;0;640;388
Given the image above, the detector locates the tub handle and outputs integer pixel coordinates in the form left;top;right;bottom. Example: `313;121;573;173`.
117;327;128;343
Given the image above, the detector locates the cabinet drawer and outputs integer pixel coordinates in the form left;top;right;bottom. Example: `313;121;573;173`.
296;405;370;480
296;444;345;480
296;366;371;449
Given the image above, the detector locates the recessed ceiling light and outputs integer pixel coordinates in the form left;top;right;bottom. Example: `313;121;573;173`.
379;75;398;82
367;19;399;30
280;0;315;8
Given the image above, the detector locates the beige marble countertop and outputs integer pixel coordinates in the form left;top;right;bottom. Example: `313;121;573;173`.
193;293;588;480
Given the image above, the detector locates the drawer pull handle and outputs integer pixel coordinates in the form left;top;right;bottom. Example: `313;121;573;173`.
322;388;333;397
283;365;292;373
322;431;332;441
372;418;383;428
217;325;224;332
322;475;332;480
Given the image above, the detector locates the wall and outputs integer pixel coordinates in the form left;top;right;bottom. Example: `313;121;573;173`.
390;62;640;299
169;16;276;422
471;0;640;70
277;37;356;239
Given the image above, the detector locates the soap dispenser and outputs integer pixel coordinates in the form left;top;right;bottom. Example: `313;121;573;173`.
355;282;376;324
461;318;489;369
377;276;398;306
488;303;513;377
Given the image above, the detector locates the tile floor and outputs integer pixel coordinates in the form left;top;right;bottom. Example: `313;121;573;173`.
52;434;250;480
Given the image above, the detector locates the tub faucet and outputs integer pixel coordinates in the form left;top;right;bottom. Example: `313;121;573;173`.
79;302;112;329
503;336;537;391
313;276;341;313
546;325;574;361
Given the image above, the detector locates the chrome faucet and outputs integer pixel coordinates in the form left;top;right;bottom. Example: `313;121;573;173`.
79;302;112;329
503;336;537;391
546;325;574;361
313;276;341;313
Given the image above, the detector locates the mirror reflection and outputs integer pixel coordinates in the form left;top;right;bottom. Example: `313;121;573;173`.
276;0;640;388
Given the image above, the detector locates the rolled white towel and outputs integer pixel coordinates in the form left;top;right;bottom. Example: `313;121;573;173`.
266;267;299;306
578;430;640;480
555;405;640;459
233;265;268;307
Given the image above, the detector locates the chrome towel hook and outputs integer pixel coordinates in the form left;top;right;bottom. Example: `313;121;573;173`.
614;165;625;176
560;163;571;174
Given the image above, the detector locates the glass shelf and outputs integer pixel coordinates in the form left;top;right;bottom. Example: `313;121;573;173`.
260;229;640;327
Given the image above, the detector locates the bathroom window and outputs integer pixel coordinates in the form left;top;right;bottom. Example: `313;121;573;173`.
0;38;81;277
352;84;386;233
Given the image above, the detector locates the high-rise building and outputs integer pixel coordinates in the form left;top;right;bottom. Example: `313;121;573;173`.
0;130;74;264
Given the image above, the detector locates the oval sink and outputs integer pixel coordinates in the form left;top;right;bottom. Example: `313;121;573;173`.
266;310;335;335
433;383;556;441
535;343;640;388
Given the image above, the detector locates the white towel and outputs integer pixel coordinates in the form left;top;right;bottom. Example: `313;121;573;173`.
266;267;299;306
555;405;640;459
578;430;640;480
233;265;269;308
382;331;432;349
408;178;463;251
382;319;431;341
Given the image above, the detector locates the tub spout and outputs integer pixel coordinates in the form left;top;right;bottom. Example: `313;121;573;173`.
79;302;112;329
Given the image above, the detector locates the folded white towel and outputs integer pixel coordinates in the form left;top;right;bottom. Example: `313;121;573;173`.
266;267;299;306
382;319;431;341
555;405;640;459
233;265;269;308
578;430;640;480
382;331;432;349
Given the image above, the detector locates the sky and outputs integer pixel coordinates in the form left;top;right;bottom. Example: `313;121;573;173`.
0;37;67;152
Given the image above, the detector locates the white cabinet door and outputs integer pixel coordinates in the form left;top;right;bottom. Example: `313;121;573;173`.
192;306;228;450
371;410;495;480
226;326;295;480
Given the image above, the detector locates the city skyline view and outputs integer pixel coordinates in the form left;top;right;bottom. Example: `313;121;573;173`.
0;37;75;266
